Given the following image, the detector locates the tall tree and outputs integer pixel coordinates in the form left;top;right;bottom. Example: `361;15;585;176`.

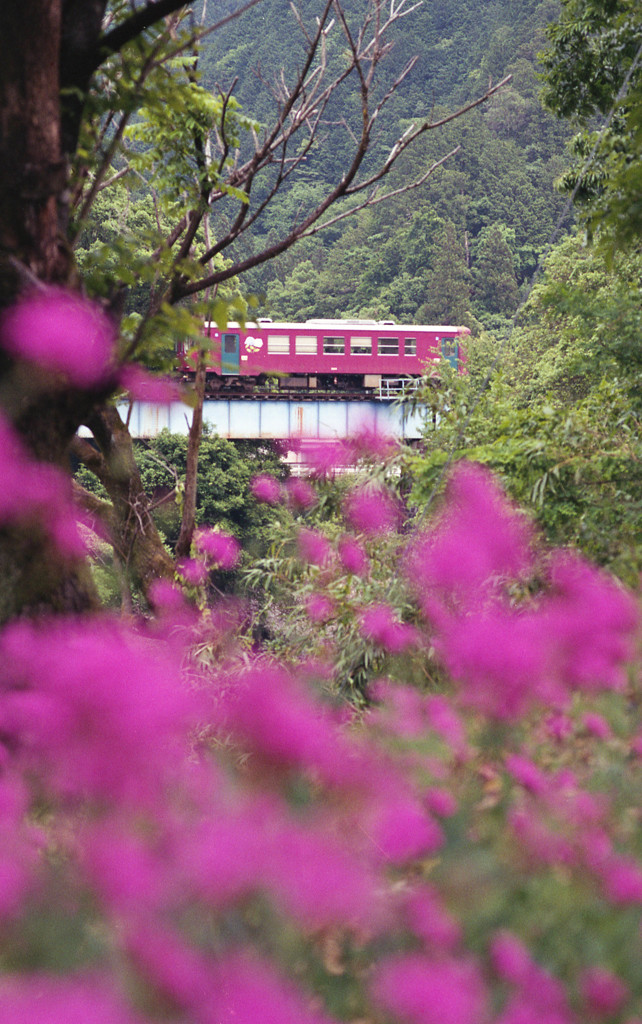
421;220;472;324
472;223;519;316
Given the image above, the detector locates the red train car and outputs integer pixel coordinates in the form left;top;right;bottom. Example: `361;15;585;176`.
179;318;468;394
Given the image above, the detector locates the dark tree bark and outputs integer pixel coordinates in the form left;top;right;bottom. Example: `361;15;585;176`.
0;1;70;295
81;406;176;598
0;1;176;620
175;352;207;560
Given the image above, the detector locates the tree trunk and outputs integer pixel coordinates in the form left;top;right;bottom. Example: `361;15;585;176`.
0;2;94;622
85;405;176;601
0;0;71;297
175;352;207;559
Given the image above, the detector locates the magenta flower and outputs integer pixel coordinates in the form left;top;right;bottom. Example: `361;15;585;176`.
0;288;115;387
0;617;197;807
630;731;642;757
582;712;612;740
505;754;549;796
0;775;40;920
82;824;172;920
408;465;637;719
580;967;629;1017
565;789;608;827
361;604;417;653
208;950;341;1024
409;463;534;611
305;592;334;623
251;473;282;504
177;557;208;585
545;712;574;742
366;788;444;864
344;484;400;535
508;807;576;868
338;535;369;575
491;934;571;1024
0;973;148;1024
367;681;432;740
264;815;384;930
194;528;241;569
0;414;86;557
297;527;332;567
541;553;636;693
496;994;572;1024
119;364;182;402
425;787;457;818
285;477;317;510
403;885;461;950
425;695;469;759
126;924;219;1016
345;421;396;461
209;664;356;786
581;828;613;872
490;931;533;985
436;606;551;720
300;439;347;477
371;953;487;1024
598;854;642;904
147;578;187;613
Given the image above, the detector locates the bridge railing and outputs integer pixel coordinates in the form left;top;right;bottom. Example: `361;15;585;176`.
376;377;421;400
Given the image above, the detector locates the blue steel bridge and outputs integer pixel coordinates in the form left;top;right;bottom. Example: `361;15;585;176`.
119;390;428;441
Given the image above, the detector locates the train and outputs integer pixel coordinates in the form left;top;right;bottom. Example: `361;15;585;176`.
177;318;469;397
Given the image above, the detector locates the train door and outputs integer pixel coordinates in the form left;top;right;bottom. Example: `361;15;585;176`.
440;337;459;369
221;332;240;375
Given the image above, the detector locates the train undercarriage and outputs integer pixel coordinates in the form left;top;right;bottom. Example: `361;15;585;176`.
196;372;422;401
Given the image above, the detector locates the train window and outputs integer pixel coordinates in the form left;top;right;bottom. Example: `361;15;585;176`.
350;336;372;355
223;335;237;353
323;336;345;355
378;337;399;356
267;334;290;354
295;335;317;355
404;337;417;356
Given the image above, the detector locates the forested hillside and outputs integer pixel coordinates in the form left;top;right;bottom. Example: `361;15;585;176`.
198;0;573;328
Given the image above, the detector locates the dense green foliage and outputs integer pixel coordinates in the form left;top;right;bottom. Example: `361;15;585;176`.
409;234;642;583
135;431;285;553
76;431;286;604
540;0;642;249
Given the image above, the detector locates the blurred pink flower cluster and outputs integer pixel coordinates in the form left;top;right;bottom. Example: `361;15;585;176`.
194;528;241;570
0;288;115;387
0;292;640;1024
0;413;87;557
409;464;636;719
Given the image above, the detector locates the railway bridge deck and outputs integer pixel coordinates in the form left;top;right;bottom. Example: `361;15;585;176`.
119;392;428;441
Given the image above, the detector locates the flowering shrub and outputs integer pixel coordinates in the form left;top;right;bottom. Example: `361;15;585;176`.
0;287;115;387
194;528;241;570
0;293;641;1024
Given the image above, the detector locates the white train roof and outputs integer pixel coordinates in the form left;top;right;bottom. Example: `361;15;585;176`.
206;319;468;332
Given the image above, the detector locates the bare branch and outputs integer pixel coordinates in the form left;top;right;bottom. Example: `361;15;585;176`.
174;71;512;298
97;166;130;192
300;146;462;237
344;74;513;196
